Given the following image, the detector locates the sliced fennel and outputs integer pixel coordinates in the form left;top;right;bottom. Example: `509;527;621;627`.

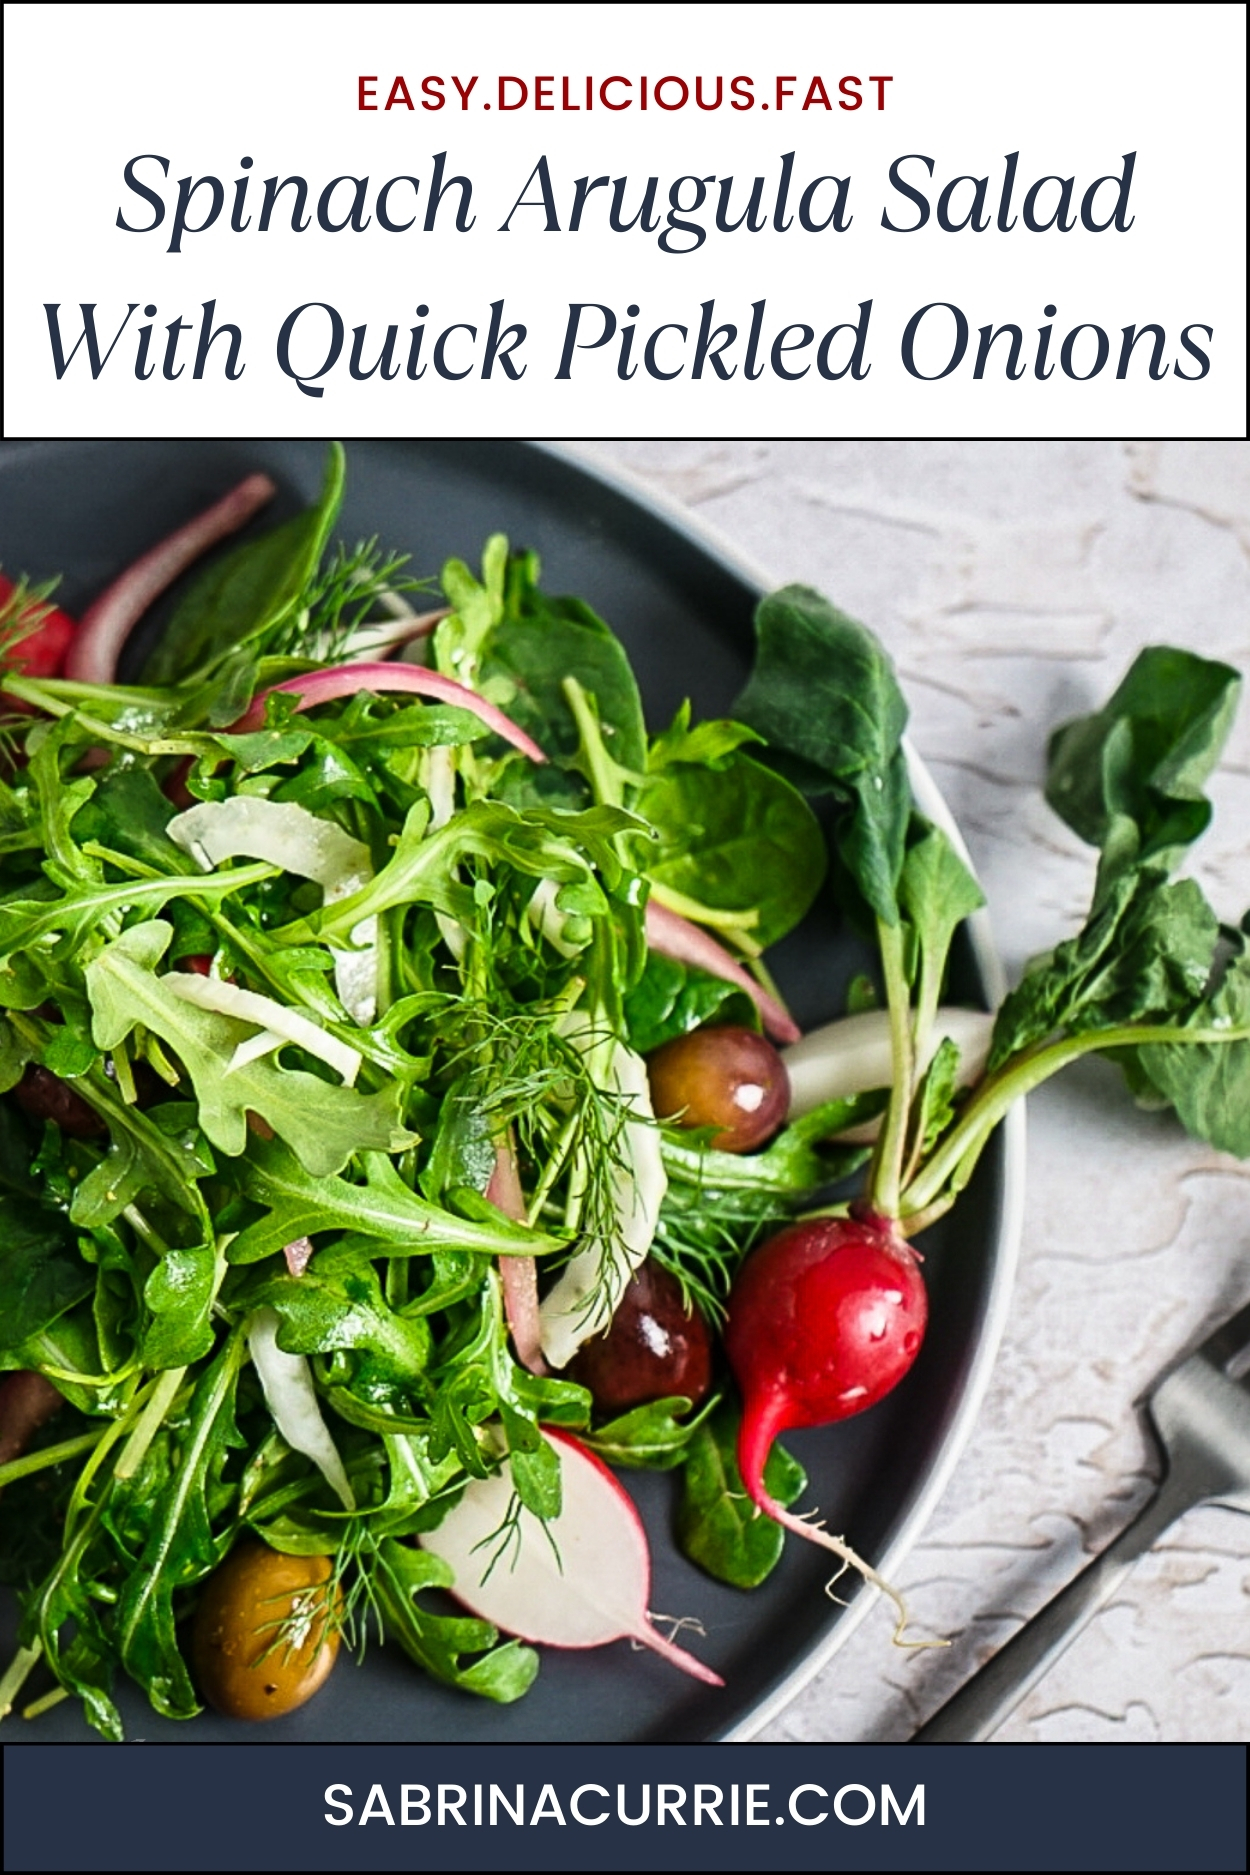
167;797;378;1023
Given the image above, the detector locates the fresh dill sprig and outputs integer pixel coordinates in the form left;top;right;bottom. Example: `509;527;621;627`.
0;571;60;659
262;539;434;662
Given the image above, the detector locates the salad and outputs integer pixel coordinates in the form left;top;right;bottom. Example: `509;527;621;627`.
1;443;1248;1738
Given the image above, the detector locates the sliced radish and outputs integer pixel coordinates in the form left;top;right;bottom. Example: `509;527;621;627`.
421;1427;722;1685
643;899;801;1045
230;662;548;764
65;473;276;685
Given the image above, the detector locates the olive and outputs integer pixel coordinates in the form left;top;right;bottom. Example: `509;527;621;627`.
13;1064;106;1139
191;1541;341;1721
568;1259;713;1412
646;1024;790;1153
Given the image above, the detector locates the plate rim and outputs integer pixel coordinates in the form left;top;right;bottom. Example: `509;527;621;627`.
0;436;1026;1743
535;439;1027;1739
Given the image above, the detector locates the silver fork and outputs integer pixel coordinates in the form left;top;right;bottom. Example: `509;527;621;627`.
913;1294;1250;1742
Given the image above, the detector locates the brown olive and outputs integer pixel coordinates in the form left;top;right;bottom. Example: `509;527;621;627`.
646;1024;790;1153
191;1541;341;1721
568;1259;713;1412
13;1064;106;1139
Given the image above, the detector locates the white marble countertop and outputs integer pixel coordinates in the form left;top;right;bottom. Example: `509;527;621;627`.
588;440;1250;1743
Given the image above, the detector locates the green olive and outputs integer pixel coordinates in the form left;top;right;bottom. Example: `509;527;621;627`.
191;1540;341;1721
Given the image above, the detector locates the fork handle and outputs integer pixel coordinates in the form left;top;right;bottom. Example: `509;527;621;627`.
912;1472;1195;1743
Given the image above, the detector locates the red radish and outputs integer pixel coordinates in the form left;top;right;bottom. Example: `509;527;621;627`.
229;662;548;763
487;1134;547;1377
0;575;77;679
724;1213;932;1639
65;473;276;686
643;900;800;1045
421;1426;723;1686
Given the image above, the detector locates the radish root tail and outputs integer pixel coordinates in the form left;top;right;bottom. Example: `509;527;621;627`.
765;1499;949;1652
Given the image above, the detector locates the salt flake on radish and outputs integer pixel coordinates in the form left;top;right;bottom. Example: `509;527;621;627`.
420;1428;721;1685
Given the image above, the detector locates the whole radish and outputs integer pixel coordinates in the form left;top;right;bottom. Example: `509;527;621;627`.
723;1210;933;1638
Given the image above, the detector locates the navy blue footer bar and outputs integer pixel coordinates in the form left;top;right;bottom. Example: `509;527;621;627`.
3;1740;1246;1873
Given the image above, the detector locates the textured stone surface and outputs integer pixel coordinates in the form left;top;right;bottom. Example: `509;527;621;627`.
588;440;1250;1742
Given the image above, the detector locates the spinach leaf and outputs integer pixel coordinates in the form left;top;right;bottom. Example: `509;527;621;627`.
735;585;910;924
370;1537;539;1702
480;554;647;775
676;1400;806;1589
899;820;985;1009
1140;935;1250;1156
636;749;825;948
1046;646;1241;884
622;952;757;1056
989;870;1219;1068
72;766;187;875
0;1189;94;1354
142;444;345;684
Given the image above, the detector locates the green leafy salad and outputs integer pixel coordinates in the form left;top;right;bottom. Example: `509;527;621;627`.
1;443;1248;1737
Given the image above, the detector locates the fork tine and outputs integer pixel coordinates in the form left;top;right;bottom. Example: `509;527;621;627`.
1199;1295;1250;1371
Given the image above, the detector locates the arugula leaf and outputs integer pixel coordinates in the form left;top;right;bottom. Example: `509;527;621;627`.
289;798;639;944
370;1536;539;1702
676;1400;806;1589
21;1498;124;1738
246;1251;433;1391
228;1136;553;1265
636;748;826;948
85;921;413;1175
142;444;345;684
1046;646;1241;882
648;704;762;771
142;1242;220;1367
114;1336;244;1719
582;1393;718;1471
72;766;188;876
662;1094;874;1198
735;585;910;924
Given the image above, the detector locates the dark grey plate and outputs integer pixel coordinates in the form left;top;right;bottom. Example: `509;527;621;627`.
0;439;1021;1743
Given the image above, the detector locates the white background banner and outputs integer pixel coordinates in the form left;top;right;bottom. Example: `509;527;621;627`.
3;0;1245;437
